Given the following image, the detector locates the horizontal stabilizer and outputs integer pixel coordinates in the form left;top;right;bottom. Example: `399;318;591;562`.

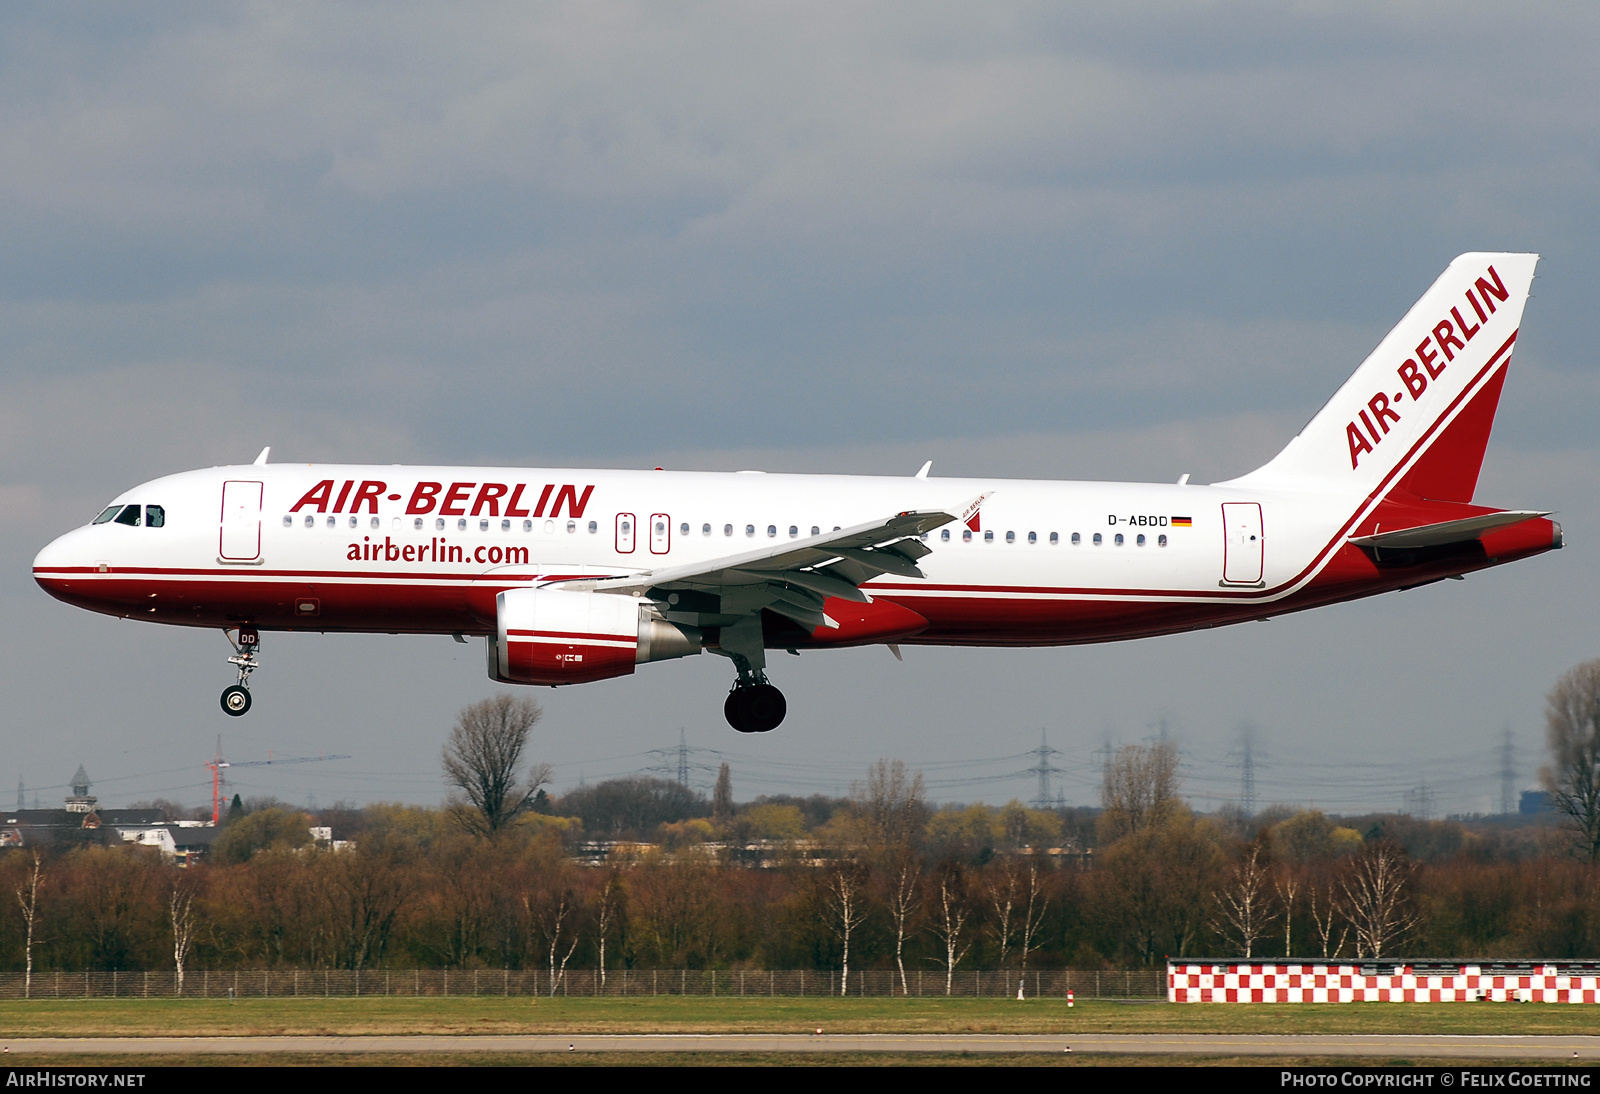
1347;510;1549;549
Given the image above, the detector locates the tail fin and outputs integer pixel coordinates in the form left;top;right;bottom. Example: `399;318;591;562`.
1223;253;1537;502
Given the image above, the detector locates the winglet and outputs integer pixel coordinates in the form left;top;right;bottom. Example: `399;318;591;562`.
915;460;932;479
253;446;271;466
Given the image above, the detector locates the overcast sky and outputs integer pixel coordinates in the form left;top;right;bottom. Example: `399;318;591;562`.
3;3;1597;817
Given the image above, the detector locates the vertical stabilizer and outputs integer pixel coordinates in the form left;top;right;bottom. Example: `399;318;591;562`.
1223;253;1537;503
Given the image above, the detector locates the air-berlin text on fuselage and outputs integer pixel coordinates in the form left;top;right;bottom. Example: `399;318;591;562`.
345;535;530;566
1345;264;1511;470
288;480;596;518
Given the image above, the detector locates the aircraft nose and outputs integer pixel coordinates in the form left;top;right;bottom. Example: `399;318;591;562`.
33;526;98;597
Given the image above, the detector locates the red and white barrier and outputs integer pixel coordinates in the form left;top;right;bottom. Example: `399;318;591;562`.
1168;963;1600;1003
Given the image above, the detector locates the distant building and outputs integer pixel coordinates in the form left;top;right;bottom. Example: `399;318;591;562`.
0;764;219;861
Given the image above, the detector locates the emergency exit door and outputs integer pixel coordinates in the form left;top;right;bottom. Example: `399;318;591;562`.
1221;502;1264;585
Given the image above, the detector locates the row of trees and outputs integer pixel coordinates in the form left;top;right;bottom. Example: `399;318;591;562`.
3;656;1598;984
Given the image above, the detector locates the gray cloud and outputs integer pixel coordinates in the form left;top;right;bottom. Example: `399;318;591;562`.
2;3;1596;813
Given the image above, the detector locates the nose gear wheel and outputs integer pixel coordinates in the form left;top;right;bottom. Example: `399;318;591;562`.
221;626;260;718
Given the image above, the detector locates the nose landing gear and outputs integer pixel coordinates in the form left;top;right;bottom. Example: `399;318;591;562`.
221;626;260;717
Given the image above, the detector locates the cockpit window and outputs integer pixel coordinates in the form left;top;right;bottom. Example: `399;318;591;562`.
92;506;121;525
112;505;142;527
145;505;165;528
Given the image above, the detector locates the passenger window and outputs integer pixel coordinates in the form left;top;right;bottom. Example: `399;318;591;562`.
326;515;336;528
680;522;690;535
745;525;755;537
811;525;820;536
767;525;777;537
788;525;798;538
1027;531;1037;544
1159;534;1168;547
145;505;165;528
1050;532;1059;545
114;505;141;527
1137;534;1146;546
370;516;380;530
1093;533;1102;545
349;516;358;529
724;524;733;536
437;518;446;531
457;518;467;531
941;529;950;541
415;518;424;530
963;529;972;542
1005;531;1015;543
984;531;994;543
524;520;534;532
567;520;576;533
304;514;315;528
703;523;712;536
1070;533;1079;545
93;506;121;525
499;519;509;531
544;520;555;533
1115;533;1124;546
282;515;292;527
479;519;489;531
588;521;598;533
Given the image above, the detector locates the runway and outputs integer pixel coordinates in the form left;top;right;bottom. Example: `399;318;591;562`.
3;1034;1599;1058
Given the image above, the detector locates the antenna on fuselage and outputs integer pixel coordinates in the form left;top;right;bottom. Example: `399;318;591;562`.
253;446;271;466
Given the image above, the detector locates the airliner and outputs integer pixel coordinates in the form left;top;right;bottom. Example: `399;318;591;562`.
33;253;1559;732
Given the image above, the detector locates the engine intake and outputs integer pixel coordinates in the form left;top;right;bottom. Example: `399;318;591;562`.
487;587;701;685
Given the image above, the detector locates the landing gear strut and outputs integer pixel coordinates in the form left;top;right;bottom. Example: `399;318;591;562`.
712;617;786;733
221;626;260;717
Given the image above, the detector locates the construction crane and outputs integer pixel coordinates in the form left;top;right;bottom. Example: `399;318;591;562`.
206;737;351;824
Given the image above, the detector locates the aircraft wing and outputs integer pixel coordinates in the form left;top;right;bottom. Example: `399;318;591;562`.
1347;510;1549;550
546;508;959;631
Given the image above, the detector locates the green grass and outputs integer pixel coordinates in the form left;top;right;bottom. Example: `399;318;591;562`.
1;996;1598;1038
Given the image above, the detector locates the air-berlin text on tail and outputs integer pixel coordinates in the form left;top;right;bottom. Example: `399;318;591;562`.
1346;264;1511;470
289;480;596;519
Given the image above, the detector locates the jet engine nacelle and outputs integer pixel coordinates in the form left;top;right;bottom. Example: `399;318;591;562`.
487;587;701;686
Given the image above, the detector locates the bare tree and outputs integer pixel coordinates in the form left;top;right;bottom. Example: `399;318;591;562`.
1099;742;1182;842
528;884;581;996
854;759;928;851
1213;843;1278;958
984;861;1022;973
1337;842;1419;960
928;862;974;996
14;851;43;999
1308;880;1348;959
822;860;869;995
441;695;551;835
882;853;922;995
1543;661;1600;861
594;873;622;991
170;876;200;996
1017;862;1050;976
1274;870;1302;958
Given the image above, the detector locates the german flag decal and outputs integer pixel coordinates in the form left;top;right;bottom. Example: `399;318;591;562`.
1170;516;1192;527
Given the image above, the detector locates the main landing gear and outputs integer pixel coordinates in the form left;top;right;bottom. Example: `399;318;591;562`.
221;626;260;717
707;616;787;733
725;676;786;734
